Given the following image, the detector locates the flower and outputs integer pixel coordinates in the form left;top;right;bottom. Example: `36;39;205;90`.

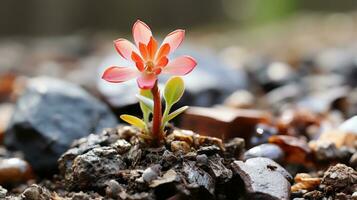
102;20;197;89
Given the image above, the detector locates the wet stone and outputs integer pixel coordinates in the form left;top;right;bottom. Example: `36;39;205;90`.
0;158;34;185
68;146;126;190
231;157;292;200
5;77;117;174
244;143;285;164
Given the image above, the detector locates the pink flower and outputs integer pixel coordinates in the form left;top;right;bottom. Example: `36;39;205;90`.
102;20;197;89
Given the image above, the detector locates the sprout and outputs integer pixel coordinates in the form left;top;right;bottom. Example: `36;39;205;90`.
102;20;197;146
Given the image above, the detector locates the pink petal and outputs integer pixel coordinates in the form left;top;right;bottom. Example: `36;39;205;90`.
132;20;152;46
163;56;197;75
102;66;139;83
114;39;138;60
137;74;157;89
161;29;185;54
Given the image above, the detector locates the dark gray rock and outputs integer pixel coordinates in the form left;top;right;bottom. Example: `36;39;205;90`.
244;143;285;164
5;77;117;174
70;146;126;190
182;161;215;195
232;157;292;200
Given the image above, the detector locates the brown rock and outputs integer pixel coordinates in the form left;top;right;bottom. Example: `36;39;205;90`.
277;108;320;136
269;135;312;165
321;163;357;194
0;158;34;185
291;173;321;192
181;106;272;141
170;141;191;154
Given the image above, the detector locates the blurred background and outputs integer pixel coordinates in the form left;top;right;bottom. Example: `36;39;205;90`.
1;0;357;36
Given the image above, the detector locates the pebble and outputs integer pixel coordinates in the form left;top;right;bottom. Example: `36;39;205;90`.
142;165;161;183
232;157;292;200
244;143;285;163
0;158;34;185
0;185;7;198
196;154;208;165
21;184;52;200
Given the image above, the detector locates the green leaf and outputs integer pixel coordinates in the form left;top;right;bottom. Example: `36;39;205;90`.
164;76;185;106
136;94;154;111
120;114;146;129
164;106;189;123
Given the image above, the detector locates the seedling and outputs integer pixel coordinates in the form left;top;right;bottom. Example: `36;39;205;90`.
102;20;197;146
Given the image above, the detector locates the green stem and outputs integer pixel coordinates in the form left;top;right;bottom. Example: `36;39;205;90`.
151;81;163;145
161;102;171;132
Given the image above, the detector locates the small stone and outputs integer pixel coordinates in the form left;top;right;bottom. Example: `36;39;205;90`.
291;173;321;192
0;185;7;198
196;154;208;165
21;184;52;200
171;141;191;154
161;150;178;169
231;157;291;200
142;165;161;183
321;163;357;193
181;106;271;141
111;139;131;154
0;158;34;185
303;190;323;199
244;143;285;163
207;156;232;182
149;169;178;188
224;137;245;159
105;179;123;199
312;141;339;162
197;145;220;156
182;161;215;195
350;152;357;168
